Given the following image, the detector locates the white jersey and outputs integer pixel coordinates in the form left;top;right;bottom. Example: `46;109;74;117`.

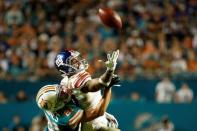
156;81;176;103
61;70;102;110
176;88;193;103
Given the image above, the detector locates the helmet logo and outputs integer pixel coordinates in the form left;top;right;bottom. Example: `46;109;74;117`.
56;55;64;67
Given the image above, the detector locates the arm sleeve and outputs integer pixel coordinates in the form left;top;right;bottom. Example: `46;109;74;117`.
69;71;91;89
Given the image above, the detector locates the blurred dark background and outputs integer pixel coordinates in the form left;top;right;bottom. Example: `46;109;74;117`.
0;0;197;131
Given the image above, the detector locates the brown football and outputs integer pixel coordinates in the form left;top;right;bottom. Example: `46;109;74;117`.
98;8;122;29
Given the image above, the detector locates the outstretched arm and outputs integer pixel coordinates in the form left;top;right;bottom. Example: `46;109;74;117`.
81;69;113;93
81;50;119;93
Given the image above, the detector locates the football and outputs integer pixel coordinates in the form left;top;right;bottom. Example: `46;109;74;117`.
98;8;122;29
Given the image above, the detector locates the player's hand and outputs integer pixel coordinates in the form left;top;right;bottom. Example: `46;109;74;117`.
108;75;120;88
105;50;119;71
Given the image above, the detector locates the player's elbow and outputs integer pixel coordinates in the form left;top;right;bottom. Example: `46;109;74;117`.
94;106;105;117
93;107;105;118
98;109;105;116
88;111;103;120
83;109;104;122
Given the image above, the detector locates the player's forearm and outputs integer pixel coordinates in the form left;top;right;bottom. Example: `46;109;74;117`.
98;87;112;115
81;101;102;122
100;69;114;86
81;69;114;93
81;87;112;122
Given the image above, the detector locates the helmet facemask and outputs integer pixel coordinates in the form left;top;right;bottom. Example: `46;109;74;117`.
70;56;88;70
55;50;88;76
64;54;88;76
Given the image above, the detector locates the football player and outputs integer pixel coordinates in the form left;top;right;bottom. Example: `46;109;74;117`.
36;75;120;131
54;49;120;131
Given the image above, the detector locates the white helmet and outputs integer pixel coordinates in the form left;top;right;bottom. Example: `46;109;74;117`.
36;84;69;112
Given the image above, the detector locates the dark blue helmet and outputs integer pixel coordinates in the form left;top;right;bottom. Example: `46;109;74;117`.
54;50;88;75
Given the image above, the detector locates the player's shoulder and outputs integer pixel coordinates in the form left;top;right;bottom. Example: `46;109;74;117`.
71;70;91;89
73;70;90;78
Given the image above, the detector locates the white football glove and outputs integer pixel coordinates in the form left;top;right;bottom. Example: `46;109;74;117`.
105;50;119;71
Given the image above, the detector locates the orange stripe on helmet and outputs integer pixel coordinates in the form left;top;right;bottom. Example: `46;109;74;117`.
36;85;56;102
